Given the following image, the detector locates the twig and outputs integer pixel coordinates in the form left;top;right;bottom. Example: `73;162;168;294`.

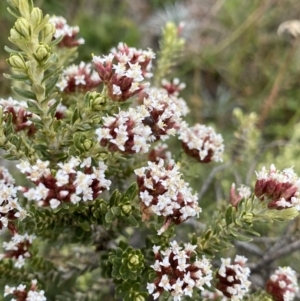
210;0;278;56
258;42;297;128
234;241;263;256
198;162;231;200
250;239;300;272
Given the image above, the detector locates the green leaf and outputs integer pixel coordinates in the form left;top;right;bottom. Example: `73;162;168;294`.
123;182;138;201
225;206;234;226
229;226;253;242
49;34;64;46
44;53;58;69
6;7;20;18
13;87;37;100
32;84;45;97
243;226;260;236
105;210;114;224
45;75;60;97
109;190;121;206
111;206;121;217
78;219;91;232
4;46;23;54
27;100;43;115
33;144;47;151
126;215;139;227
42;66;63;83
48;99;60;117
3;73;30;81
71;107;81;125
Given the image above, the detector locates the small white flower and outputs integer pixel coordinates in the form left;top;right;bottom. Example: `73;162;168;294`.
50;198;61;209
15;255;25;268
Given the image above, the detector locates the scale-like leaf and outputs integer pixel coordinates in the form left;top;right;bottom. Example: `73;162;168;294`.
13;87;37;100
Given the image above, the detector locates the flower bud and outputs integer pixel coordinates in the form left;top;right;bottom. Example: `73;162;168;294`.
30;7;44;28
129;254;140;266
9;28;22;40
15;18;31;39
241;212;253;224
134;295;145;301
34;44;51;62
7;54;27;70
121;204;132;216
88;92;106;111
83;139;92;151
42;23;56;44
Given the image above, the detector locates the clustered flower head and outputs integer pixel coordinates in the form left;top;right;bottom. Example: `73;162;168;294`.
230;183;252;208
254;164;300;210
92;42;155;102
147;241;212;301
142;89;184;140
0;233;36;268
216;255;251;300
266;267;299;301
0;97;37;136
96;107;154;154
161;78;186;97
0;167;26;233
56;62;101;93
135;159;201;235
17;157;111;209
49;15;84;47
4;279;46;301
179;122;224;163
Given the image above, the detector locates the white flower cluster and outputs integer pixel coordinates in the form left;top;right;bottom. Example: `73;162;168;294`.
0;97;65;130
4;279;46;301
230;183;252;207
161;78;186;97
147;241;212;301
49;15;84;46
266;267;299;301
255;165;300;210
256;164;299;182
0;97;28;114
93;43;155;102
216;255;251;300
142;89;183;140
237;185;251;199
179;122;224;163
0;97;38;134
111;42;155;79
0;167;27;230
17;157;111;209
135;159;201;234
0;233;36;268
56;61;101;92
96;107;154;154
